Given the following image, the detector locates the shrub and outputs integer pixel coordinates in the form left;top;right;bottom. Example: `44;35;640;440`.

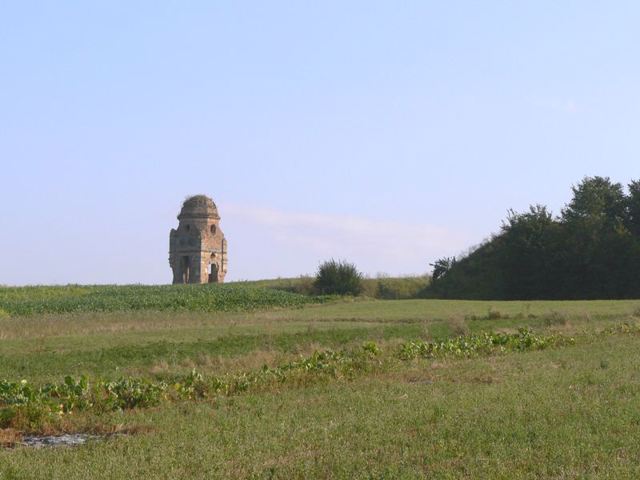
313;260;363;296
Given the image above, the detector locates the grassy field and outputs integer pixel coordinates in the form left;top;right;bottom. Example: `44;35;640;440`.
0;284;325;316
1;284;640;478
237;275;430;299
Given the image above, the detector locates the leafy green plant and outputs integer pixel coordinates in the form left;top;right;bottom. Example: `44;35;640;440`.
397;328;573;361
174;369;207;400
102;378;166;410
42;375;91;412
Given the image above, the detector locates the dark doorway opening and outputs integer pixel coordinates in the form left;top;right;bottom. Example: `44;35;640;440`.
181;256;191;284
209;262;219;283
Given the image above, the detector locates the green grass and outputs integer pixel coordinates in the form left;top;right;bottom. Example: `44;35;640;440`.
1;297;639;383
3;333;640;478
0;328;577;435
2;286;640;478
237;275;430;299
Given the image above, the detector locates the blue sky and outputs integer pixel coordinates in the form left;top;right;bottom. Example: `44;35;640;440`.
1;1;639;284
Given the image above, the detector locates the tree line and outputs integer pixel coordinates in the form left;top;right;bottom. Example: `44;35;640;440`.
428;176;640;299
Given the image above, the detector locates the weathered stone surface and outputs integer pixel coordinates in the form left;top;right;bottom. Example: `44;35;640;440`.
169;195;228;284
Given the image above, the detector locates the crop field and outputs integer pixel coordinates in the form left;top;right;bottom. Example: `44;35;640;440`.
0;284;324;316
2;285;640;478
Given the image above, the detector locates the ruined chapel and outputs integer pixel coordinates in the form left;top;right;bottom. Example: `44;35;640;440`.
169;195;228;284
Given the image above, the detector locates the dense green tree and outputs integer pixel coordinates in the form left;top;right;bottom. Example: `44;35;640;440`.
430;257;456;282
561;176;626;229
561;177;630;298
499;205;563;298
626;180;640;237
426;177;640;300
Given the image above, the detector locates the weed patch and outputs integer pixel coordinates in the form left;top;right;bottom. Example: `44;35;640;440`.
397;328;572;360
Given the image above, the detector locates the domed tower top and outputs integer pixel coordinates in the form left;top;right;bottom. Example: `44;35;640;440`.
178;195;220;220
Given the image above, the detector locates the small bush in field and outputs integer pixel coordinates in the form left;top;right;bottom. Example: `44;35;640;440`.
313;260;363;296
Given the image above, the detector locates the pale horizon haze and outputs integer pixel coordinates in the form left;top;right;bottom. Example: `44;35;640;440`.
1;2;639;284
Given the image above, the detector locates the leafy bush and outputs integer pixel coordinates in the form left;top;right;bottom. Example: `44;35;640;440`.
313;260;363;296
102;378;166;410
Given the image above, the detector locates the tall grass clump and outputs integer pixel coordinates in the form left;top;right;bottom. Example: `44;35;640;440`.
369;276;430;299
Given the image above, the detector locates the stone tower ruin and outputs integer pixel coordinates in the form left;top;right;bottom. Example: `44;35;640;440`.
169;195;228;284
